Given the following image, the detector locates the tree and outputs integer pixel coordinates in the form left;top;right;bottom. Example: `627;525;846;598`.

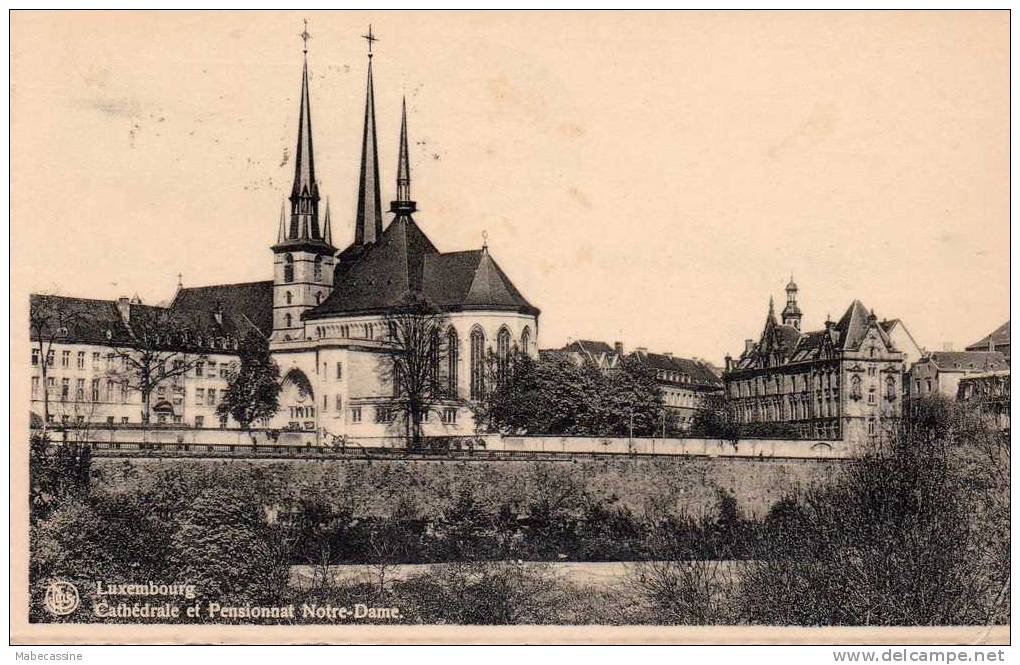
691;392;741;442
739;394;1010;625
217;332;281;429
379;294;449;448
29;295;87;428
105;306;208;424
169;485;288;604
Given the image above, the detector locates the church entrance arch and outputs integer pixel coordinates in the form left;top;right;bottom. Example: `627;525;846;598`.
279;368;316;431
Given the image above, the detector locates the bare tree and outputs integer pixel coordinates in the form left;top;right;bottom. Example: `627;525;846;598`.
105;306;208;425
379;295;450;448
29;295;86;429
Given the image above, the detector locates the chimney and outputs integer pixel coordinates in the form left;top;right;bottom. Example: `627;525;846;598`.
725;354;733;372
116;296;131;324
663;351;673;359
942;342;954;352
614;341;624;356
744;338;754;354
636;346;648;355
989;337;995;353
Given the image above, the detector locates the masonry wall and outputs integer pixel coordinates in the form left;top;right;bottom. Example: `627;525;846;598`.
90;455;845;519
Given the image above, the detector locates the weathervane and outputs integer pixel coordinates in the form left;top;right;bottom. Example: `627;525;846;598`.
300;19;311;54
362;24;378;57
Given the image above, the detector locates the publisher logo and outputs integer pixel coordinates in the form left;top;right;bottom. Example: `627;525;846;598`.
43;581;80;616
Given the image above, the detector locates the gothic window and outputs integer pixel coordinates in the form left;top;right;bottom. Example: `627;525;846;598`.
496;327;511;385
284;254;294;283
315;292;321;305
446;327;459;397
392;361;403;397
286;291;293;305
470;327;485;400
521;326;531;355
284;313;292;328
314;255;323;281
850;375;862;400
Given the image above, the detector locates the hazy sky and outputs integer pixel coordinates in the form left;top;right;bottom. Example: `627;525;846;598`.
11;11;1009;363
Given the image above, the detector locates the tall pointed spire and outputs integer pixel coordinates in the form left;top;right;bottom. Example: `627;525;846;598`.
277;201;286;243
323;198;333;245
355;26;383;245
391;96;417;215
281;19;324;245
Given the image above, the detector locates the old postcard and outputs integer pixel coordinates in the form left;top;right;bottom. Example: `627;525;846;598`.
9;10;1010;646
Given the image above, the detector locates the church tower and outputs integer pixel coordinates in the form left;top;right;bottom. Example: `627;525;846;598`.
782;276;803;330
271;25;336;341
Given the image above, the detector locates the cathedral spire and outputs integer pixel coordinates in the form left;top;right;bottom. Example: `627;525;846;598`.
284;20;321;243
277;201;286;243
391;96;417;215
323;198;333;245
355;26;383;245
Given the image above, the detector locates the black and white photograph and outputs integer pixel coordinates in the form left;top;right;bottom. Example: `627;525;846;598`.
9;9;1011;649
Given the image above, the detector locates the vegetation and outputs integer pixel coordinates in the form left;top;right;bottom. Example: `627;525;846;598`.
473;352;666;437
28;395;1007;625
217;332;281;429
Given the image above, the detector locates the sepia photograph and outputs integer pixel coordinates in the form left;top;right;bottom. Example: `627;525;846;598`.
8;9;1011;648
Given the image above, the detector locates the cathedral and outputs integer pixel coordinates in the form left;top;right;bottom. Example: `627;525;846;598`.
29;32;540;442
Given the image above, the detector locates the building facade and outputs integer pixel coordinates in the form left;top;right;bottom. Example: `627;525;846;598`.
723;280;907;443
30;36;539;443
906;351;1007;403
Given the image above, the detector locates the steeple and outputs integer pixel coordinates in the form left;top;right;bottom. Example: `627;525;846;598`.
279;20;328;247
782;275;803;330
391;97;417;215
355;25;383;245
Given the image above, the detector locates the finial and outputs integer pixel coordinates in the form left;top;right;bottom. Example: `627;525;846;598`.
177;272;183;289
362;24;378;58
300;19;311;56
482;230;488;250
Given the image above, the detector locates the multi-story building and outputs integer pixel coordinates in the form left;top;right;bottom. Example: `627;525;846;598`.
723;279;908;443
540;340;724;431
29;33;539;442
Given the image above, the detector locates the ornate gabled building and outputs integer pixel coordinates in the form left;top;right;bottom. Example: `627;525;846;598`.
29;29;539;441
723;281;906;443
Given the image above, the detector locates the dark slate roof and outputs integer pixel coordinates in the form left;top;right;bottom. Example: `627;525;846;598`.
832;299;874;350
928;351;1007;372
307;216;538;319
632;350;724;390
29;293;252;353
169;280;274;337
966;320;1010;352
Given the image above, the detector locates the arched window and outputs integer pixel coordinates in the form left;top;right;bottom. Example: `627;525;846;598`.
283;254;294;283
314;255;323;281
430;330;441;387
885;376;897;400
470;327;485;400
521;326;531;355
446;328;459;397
285;291;293;305
315;292;321;305
496;327;511;385
284;313;292;328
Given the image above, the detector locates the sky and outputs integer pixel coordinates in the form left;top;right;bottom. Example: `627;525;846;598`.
11;10;1009;363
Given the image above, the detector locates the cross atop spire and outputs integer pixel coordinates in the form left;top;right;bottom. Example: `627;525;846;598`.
300;19;311;55
362;24;378;57
391;96;417;215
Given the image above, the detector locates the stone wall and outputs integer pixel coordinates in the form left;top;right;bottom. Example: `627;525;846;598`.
91;455;845;519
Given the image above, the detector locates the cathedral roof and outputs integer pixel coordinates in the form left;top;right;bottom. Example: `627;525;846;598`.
305;218;538;320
